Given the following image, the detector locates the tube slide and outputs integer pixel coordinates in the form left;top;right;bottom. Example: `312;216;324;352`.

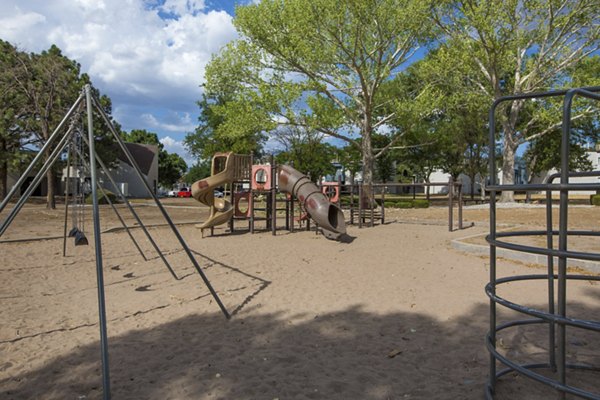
278;165;346;240
191;154;234;230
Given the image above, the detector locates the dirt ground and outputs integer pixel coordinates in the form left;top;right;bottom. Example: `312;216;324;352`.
0;198;598;399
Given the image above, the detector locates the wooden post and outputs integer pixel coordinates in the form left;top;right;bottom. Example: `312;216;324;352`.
448;176;454;232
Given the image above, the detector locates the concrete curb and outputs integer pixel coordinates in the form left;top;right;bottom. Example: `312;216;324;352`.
452;233;600;275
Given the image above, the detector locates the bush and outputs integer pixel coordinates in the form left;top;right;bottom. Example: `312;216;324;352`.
396;201;413;209
384;200;397;208
413;199;430;208
85;190;118;205
591;194;600;206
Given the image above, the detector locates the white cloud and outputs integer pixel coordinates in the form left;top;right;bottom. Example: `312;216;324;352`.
140;111;196;132
0;0;236;109
0;0;237;139
160;135;196;167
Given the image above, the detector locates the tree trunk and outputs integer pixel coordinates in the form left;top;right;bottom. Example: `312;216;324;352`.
360;126;374;208
500;136;517;203
468;172;476;200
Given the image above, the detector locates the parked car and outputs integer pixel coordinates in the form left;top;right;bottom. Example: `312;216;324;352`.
167;189;178;197
177;187;192;198
214;190;224;198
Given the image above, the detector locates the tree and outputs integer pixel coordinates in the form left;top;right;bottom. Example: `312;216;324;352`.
121;129;188;188
203;0;434;198
184;160;211;185
273;126;336;182
524;117;599;199
184;93;264;161
159;151;188;188
0;41;28;200
13;45;90;208
430;0;600;201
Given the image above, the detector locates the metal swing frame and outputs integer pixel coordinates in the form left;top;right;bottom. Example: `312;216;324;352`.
0;85;230;400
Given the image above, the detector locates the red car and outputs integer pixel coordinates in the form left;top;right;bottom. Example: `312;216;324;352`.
177;187;192;198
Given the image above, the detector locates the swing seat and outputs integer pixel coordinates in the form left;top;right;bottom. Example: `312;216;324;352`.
69;227;80;237
74;231;89;246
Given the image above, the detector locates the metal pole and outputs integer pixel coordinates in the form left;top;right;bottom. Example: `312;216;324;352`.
381;186;385;224
0;127;75;237
62;142;73;257
556;91;575;397
370;183;374;228
458;183;463;230
271;158;276;236
358;184;363;229
92;95;230;319
448;177;454;232
488;101;498;395
85;85;111;400
73;145;148;262
546;189;556;370
0;94;85;214
80;136;179;279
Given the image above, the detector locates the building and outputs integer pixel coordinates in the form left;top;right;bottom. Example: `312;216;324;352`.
61;142;159;198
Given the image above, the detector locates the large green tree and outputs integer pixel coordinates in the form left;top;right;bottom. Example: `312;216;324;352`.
9;45;117;208
273;126;336;182
0;40;28;200
202;0;433;197
185;93;264;160
430;0;600;201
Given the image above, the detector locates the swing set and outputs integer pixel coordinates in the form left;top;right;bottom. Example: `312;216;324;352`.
0;85;230;400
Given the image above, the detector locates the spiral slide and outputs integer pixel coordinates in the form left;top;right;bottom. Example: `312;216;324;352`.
191;154;234;230
278;165;346;240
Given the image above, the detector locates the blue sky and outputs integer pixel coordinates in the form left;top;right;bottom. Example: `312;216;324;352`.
0;0;254;167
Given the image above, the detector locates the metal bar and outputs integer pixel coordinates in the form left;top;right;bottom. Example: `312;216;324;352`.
85;85;111;400
448;177;454;232
370;183;374;228
73;145;148;262
381;186;385;224
62;141;73;257
487;97;498;395
271;155;276;236
556;90;576;397
92;95;230;319
458;183;463;230
80;135;179;279
0;94;85;214
546;189;556;370
487;183;600;191
358;184;363;229
0;126;75;237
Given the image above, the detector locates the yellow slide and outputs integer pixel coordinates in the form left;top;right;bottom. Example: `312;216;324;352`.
191;153;235;230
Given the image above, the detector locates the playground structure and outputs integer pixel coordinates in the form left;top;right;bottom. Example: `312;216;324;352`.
191;152;466;238
0;85;230;400
191;153;347;240
485;87;600;399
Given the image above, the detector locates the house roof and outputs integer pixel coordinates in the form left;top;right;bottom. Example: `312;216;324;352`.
118;143;158;175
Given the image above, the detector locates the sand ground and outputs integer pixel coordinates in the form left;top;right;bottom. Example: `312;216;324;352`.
0;199;599;399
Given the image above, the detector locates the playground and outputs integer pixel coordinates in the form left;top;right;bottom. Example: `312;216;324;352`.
1;201;599;399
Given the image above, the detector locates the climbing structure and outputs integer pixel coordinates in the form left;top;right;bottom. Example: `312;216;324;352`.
192;153;347;240
485;87;600;399
191;152;252;231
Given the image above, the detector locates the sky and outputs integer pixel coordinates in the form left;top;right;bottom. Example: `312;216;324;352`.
0;0;251;167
